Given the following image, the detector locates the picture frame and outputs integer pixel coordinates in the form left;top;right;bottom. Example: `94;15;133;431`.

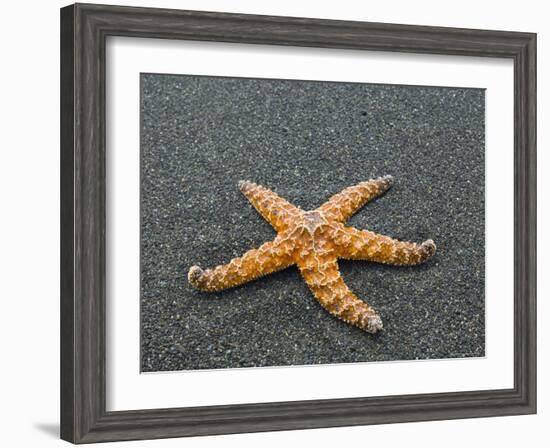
60;3;536;444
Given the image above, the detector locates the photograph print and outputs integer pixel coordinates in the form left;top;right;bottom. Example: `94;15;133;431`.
140;73;485;372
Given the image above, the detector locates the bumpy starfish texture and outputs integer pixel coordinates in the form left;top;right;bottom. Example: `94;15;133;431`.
188;176;436;333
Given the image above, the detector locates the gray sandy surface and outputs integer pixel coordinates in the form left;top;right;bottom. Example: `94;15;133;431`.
140;73;485;372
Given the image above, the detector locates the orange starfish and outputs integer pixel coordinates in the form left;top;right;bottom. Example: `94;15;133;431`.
188;176;436;333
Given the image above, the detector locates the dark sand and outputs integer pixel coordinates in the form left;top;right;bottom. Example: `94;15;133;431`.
140;74;485;372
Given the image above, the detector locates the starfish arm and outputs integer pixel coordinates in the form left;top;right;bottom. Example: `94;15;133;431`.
239;180;302;232
188;236;295;292
317;176;394;223
298;257;383;333
335;227;436;266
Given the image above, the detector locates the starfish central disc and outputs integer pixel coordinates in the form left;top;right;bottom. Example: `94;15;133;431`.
302;211;327;233
188;176;436;333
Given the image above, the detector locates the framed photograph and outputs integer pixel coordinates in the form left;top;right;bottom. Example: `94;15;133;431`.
60;3;536;444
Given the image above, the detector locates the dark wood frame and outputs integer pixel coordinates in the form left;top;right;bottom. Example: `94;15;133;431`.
60;3;537;444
